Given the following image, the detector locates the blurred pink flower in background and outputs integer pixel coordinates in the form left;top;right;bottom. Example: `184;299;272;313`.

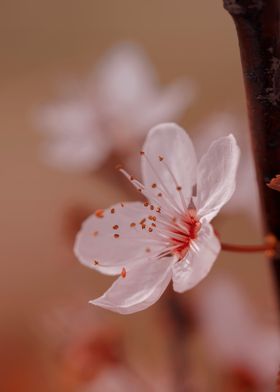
195;275;280;390
81;366;159;392
193;113;260;224
36;43;195;172
42;302;160;392
74;123;239;314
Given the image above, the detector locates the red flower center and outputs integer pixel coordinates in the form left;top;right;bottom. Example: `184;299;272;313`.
170;209;201;259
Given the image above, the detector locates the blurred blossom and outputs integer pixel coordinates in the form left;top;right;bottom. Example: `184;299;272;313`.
36;43;195;172
43;303;124;390
81;366;156;392
43;302;158;391
195;276;280;391
193;113;260;224
74;123;239;314
267;174;280;192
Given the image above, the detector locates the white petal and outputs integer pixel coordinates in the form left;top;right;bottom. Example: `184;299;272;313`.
94;43;156;115
172;223;220;292
74;202;163;275
37;100;94;137
141;123;197;211
193;114;261;224
41;132;109;172
134;79;196;135
196;134;240;222
91;257;174;314
37;100;111;171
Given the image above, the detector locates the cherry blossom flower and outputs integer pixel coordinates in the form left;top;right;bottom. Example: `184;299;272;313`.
193;113;260;224
74;123;240;314
195;275;280;390
267;174;280;192
37;43;194;172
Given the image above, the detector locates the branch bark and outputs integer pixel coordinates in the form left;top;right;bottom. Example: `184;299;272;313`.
223;0;280;304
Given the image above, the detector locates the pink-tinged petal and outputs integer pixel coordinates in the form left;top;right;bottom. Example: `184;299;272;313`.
172;223;220;292
37;100;94;137
141;123;197;210
37;100;111;171
41;133;110;172
196;134;240;222
134;79;196;135
193;113;261;225
91;257;174;314
74;202;163;276
94;43;156;115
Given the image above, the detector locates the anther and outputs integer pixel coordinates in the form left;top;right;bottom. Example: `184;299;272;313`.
157;193;162;197
121;203;124;207
121;267;127;278
140;218;146;225
140;151;145;155
130;222;136;228
146;247;151;253
176;186;182;191
148;228;153;233
92;231;99;237
95;209;104;218
113;225;119;230
93;260;99;265
114;234;120;239
110;208;115;214
150;205;154;210
144;201;149;207
156;207;161;213
159;156;164;161
151;183;157;188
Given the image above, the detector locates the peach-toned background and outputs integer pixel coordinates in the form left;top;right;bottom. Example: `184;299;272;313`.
0;1;278;391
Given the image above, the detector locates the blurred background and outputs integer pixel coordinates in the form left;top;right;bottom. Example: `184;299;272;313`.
0;1;279;391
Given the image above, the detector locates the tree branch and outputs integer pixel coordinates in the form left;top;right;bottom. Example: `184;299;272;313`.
223;0;280;304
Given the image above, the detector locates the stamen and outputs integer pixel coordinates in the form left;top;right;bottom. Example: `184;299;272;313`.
140;153;183;214
121;267;126;278
160;159;189;212
95;209;104;218
113;225;119;230
114;234;120;239
110;208;115;214
130;222;136;228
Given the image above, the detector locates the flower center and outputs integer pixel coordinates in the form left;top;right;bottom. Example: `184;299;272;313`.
169;209;201;259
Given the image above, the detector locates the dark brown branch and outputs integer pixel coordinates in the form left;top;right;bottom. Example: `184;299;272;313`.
223;0;280;304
